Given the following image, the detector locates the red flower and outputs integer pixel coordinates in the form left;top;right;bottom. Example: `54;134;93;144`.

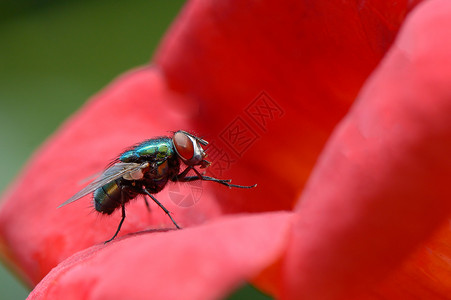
1;0;451;299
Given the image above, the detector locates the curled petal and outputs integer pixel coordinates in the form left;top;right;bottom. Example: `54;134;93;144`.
282;0;451;298
28;212;292;300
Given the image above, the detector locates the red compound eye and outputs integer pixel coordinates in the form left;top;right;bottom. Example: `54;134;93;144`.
173;131;194;161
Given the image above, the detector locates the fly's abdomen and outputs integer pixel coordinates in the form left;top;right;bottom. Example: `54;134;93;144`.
93;180;122;215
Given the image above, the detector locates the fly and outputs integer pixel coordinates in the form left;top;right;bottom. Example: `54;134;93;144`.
58;130;256;243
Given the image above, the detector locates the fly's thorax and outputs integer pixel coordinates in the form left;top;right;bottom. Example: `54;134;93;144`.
144;155;180;180
122;166;147;180
119;137;175;163
138;158;180;194
146;160;169;179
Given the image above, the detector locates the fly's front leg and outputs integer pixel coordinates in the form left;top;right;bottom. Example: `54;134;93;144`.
172;166;193;182
174;167;257;189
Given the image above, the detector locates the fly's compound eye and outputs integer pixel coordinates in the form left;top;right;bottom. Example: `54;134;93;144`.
173;131;206;166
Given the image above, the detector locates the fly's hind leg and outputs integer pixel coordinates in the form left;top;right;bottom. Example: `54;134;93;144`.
142;188;181;230
104;188;127;244
105;201;126;243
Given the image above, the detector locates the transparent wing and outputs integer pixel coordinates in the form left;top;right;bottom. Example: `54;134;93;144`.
58;162;150;208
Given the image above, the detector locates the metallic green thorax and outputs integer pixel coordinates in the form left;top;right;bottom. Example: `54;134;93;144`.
119;137;175;163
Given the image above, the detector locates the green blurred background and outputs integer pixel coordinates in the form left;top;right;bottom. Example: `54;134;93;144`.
0;1;272;299
0;0;184;298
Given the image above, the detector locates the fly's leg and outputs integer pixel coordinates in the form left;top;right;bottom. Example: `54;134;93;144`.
174;166;257;189
104;187;128;244
173;165;193;180
142;188;181;229
105;200;126;244
143;197;151;212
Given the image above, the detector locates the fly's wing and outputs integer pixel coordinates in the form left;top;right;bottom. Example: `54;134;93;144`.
57;162;150;208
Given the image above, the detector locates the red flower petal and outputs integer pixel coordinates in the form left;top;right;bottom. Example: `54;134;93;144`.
27;212;292;300
370;222;451;298
282;0;451;298
155;0;411;212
